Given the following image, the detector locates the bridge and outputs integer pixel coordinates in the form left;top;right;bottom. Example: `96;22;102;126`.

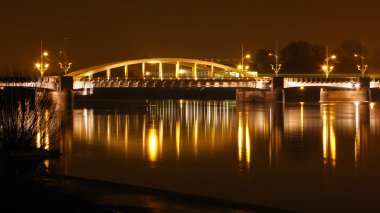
1;58;380;103
65;58;258;80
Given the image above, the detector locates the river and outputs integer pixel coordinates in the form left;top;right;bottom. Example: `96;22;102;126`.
53;100;380;212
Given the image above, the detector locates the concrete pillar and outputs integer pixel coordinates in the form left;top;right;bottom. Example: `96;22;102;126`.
142;63;145;78
193;63;197;79
272;77;284;92
159;62;163;80
359;77;370;90
55;76;74;113
175;61;180;79
106;69;111;80
271;77;285;103
210;66;214;78
60;76;74;91
124;65;128;78
360;77;371;102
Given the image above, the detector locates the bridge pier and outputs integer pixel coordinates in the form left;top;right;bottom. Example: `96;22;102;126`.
236;77;284;103
53;76;74;113
320;77;371;102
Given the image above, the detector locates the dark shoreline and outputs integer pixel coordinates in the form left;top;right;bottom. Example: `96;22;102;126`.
41;173;292;213
0;168;293;212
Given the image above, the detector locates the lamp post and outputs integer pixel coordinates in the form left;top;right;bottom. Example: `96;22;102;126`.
35;41;49;78
354;43;368;77
59;38;72;75
237;44;251;76
322;46;336;78
269;41;282;77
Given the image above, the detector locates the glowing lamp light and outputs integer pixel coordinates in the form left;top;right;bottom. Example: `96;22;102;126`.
237;65;243;70
245;54;251;59
331;55;336;59
35;63;41;68
322;65;328;71
43;51;48;56
370;102;375;110
179;69;186;74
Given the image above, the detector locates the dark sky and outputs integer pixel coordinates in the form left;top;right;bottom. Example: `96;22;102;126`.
1;0;380;71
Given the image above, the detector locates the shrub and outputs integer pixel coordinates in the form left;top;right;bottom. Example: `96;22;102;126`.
0;87;60;151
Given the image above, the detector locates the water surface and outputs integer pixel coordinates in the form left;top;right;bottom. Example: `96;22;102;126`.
56;100;380;212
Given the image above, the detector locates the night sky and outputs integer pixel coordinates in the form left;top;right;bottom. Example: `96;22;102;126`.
1;0;379;71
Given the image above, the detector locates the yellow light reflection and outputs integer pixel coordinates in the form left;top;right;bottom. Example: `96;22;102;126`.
107;115;111;146
355;102;360;166
245;113;251;168
370;102;375;110
300;102;304;136
44;160;49;171
329;117;336;166
238;112;243;162
36;132;41;149
124;115;129;156
323;111;327;159
44;128;49;150
176;120;180;159
148;128;159;162
322;105;336;167
194;118;198;156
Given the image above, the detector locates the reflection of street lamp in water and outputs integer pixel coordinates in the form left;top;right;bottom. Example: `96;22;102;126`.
35;41;49;78
322;46;336;78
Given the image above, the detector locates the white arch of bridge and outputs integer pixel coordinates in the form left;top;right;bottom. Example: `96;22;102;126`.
65;58;257;80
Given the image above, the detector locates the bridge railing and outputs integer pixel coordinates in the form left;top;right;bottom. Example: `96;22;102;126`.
0;81;59;90
72;78;271;90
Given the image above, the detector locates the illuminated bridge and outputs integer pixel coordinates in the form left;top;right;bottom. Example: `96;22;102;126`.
1;58;380;103
66;58;258;80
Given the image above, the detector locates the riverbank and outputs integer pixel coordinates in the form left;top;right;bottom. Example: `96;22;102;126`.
0;168;290;212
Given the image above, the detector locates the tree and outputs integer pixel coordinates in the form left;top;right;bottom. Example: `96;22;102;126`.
368;48;380;74
253;48;272;74
334;40;366;74
280;41;324;74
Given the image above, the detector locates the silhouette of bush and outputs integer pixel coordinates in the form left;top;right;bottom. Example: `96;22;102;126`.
0;87;60;151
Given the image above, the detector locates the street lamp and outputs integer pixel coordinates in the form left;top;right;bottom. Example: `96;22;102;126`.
322;46;336;78
237;44;251;75
59;51;72;75
269;41;282;76
35;41;49;78
59;38;72;75
354;43;368;77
